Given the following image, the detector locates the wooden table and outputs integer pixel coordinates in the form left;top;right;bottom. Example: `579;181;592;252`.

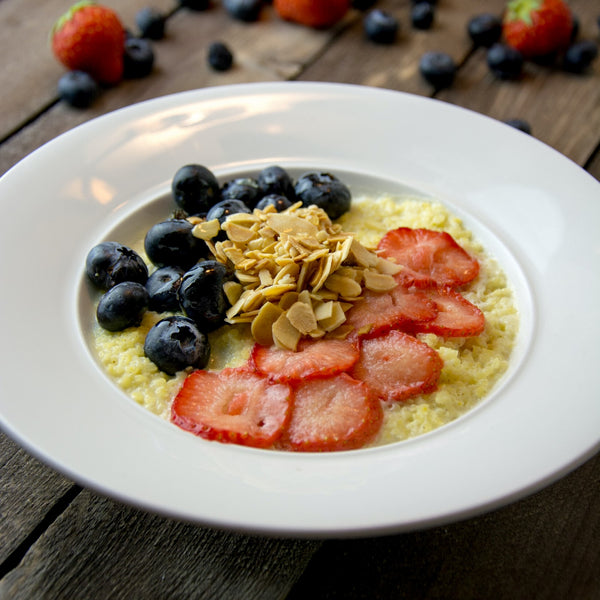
1;0;599;598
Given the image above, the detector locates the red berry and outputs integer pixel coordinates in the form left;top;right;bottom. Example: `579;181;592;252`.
273;0;350;28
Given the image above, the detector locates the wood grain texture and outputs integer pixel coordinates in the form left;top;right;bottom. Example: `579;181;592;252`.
0;490;320;600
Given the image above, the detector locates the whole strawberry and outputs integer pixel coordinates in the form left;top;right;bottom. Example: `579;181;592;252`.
502;0;573;59
51;1;125;85
274;0;350;29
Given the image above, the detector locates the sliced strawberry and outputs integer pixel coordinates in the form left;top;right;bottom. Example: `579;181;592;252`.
251;338;359;383
351;330;443;402
410;286;485;338
171;367;292;448
345;286;437;339
281;373;383;452
377;227;480;288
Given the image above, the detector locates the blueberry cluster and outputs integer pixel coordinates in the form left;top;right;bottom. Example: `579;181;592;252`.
86;164;352;375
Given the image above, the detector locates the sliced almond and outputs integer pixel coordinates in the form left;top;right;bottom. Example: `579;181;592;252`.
286;301;318;335
324;273;363;298
192;219;221;241
251;302;283;346
363;270;398;292
272;313;302;351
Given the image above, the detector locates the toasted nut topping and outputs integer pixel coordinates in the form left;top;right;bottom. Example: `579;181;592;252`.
287;301;318;335
192;219;221;241
363;270;398;292
251;302;284;346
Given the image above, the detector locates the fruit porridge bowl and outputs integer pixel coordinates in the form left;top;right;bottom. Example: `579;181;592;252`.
1;82;599;537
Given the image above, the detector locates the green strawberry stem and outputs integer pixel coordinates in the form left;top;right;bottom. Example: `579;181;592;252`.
506;0;542;25
52;1;96;36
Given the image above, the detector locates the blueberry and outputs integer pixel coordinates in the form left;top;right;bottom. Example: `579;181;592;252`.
419;51;456;90
136;7;166;39
364;10;399;44
504;119;532;135
255;194;293;212
172;164;221;215
411;3;434;30
178;260;233;332
221;177;261;208
294;172;351;220
487;43;523;80
58;71;100;109
257;165;296;200
145;266;185;312
223;0;264;22
96;282;149;332
467;13;502;48
86;241;148;290
208;41;234;71
563;40;598;73
123;38;155;79
144;219;208;270
206;198;252;226
144;316;210;375
178;0;211;9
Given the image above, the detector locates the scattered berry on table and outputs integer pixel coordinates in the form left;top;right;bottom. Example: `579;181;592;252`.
486;42;523;80
145;266;185;312
418;51;456;90
504;118;532;134
135;7;166;40
223;0;264;22
51;1;126;85
257;165;296;200
123;38;155;79
171;367;293;448
86;241;148;290
221;177;261;208
570;14;579;42
467;13;502;47
562;40;598;74
96;281;149;331
144;316;210;375
411;2;434;30
363;9;399;44
294;172;351;220
172;164;221;215
57;70;99;108
255;194;293;212
207;41;234;71
274;0;350;28
502;0;573;60
178;260;233;332
144;219;209;270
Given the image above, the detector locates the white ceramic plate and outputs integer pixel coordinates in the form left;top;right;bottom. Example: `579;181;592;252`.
1;82;599;538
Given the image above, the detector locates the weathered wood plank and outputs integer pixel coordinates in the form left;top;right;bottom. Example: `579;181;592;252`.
287;452;600;600
0;0;176;141
0;490;320;600
0;433;74;564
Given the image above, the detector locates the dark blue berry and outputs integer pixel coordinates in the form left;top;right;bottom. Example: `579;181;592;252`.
504;119;532;135
144;316;210;375
58;71;99;108
467;13;502;48
206;198;252;226
178;260;233;332
145;266;185;312
221;177;261;208
135;7;166;39
144;219;208;270
411;3;434;30
255;194;293;212
86;241;148;290
419;51;456;89
364;10;399;44
172;164;221;215
208;41;234;71
123;38;155;79
257;165;296;200
96;282;149;331
563;40;598;73
223;0;264;22
487;43;523;80
294;172;351;220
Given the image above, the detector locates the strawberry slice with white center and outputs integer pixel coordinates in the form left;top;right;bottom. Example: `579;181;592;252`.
281;373;383;452
410;286;485;337
345;285;437;339
171;367;292;448
351;330;444;402
377;227;480;288
251;338;360;383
